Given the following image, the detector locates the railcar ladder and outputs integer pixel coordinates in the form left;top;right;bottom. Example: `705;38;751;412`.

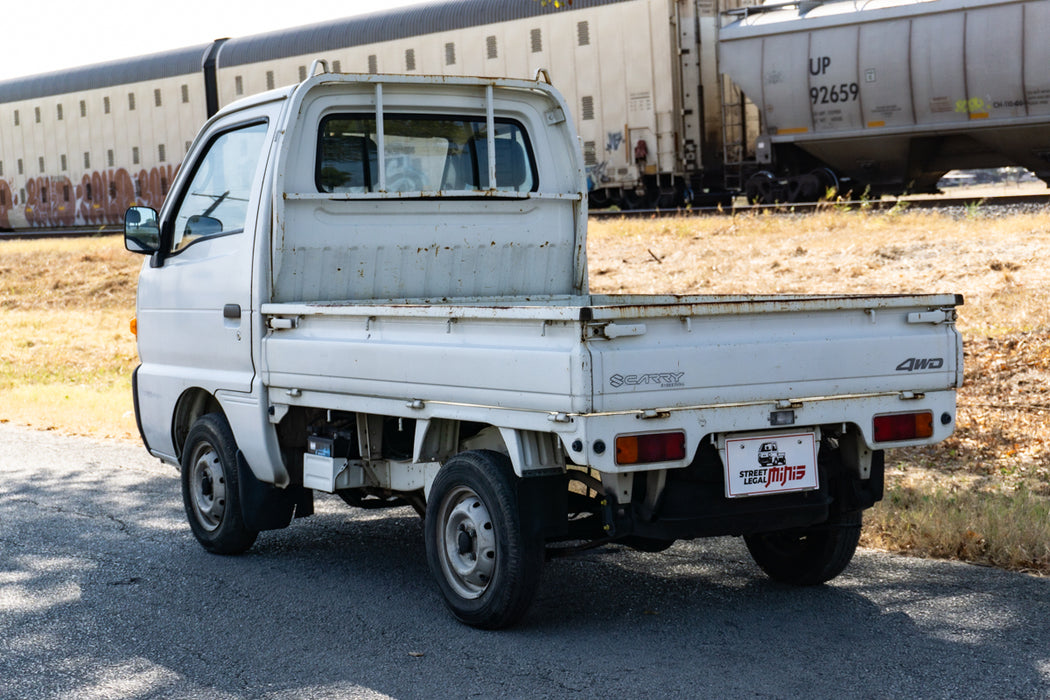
720;75;748;192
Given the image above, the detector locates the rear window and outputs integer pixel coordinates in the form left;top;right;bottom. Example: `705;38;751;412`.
317;114;536;195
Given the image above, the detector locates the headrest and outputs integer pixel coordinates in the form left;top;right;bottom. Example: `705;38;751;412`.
475;138;528;190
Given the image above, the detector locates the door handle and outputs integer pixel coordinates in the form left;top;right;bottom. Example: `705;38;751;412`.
223;304;241;319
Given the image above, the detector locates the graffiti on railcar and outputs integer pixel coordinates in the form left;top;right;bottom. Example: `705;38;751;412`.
75;169;136;225
6;164;179;228
0;179;12;229
136;165;178;209
24;176;77;227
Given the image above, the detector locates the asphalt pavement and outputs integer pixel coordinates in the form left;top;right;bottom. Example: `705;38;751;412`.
1;423;1047;699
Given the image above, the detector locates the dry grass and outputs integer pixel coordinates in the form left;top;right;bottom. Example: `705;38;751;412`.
863;478;1050;574
0;237;140;439
587;207;1050;335
2;210;1048;573
0;237;138;311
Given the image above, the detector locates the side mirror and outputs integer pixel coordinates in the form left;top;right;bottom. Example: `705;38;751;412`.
124;206;161;254
185;214;223;237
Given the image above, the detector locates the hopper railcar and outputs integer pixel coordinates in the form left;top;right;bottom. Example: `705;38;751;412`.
721;0;1050;203
1;0;1048;231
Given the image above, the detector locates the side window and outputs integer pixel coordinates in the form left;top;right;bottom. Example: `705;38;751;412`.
317;115;536;195
170;122;268;253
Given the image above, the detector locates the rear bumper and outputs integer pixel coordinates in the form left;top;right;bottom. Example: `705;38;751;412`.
612;445;884;541
561;389;955;474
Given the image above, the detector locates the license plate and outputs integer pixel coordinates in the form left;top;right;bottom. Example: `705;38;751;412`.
724;432;819;498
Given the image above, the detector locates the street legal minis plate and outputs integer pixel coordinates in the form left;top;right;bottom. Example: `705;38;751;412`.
724;432;819;498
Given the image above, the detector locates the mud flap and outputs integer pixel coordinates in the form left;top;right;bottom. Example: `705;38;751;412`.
517;472;568;541
237;452;314;531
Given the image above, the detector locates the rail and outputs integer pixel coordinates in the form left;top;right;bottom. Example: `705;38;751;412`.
589;193;1050;219
0;225;122;240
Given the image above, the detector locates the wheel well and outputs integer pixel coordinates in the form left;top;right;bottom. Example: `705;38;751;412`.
172;389;222;460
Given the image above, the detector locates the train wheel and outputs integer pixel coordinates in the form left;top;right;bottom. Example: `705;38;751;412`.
588;189;613;210
619;187;650;210
744;171;777;204
810;167;840;201
787;172;821;202
655;182;684;209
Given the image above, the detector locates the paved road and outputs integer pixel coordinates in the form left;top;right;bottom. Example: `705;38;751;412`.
1;423;1047;699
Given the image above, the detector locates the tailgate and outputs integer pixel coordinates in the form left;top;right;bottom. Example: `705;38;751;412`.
584;294;963;413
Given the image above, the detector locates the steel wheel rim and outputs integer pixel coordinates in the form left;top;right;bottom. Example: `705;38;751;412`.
188;443;226;532
437;485;497;600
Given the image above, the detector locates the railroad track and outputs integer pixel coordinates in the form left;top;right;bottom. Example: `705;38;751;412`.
590;192;1050;218
0;225;122;240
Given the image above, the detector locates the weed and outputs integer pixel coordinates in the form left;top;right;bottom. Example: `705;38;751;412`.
965;199;985;219
863;481;1050;573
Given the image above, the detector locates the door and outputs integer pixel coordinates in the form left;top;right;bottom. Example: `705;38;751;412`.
134;117;271;456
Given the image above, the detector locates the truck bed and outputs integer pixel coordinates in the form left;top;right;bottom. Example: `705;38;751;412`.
262;292;963;416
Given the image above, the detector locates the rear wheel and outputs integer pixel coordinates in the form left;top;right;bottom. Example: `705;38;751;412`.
181;413;258;555
744;510;862;585
425;450;543;629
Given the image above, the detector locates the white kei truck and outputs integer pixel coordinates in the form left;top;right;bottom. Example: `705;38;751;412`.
124;68;963;629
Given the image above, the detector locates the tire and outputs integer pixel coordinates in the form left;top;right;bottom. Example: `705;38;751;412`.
744;510;862;585
424;450;543;629
181;413;259;555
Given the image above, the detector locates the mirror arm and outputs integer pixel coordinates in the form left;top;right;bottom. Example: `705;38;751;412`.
150;219;173;268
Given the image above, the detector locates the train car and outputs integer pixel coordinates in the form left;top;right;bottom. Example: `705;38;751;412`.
720;0;1050;202
2;0;1049;230
0;45;220;230
208;0;748;208
0;0;752;228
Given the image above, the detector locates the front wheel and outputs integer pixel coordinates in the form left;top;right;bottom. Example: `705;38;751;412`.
744;510;862;585
181;413;258;555
424;450;543;629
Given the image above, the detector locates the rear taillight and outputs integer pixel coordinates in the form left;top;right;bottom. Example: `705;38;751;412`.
615;432;686;465
873;411;934;442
